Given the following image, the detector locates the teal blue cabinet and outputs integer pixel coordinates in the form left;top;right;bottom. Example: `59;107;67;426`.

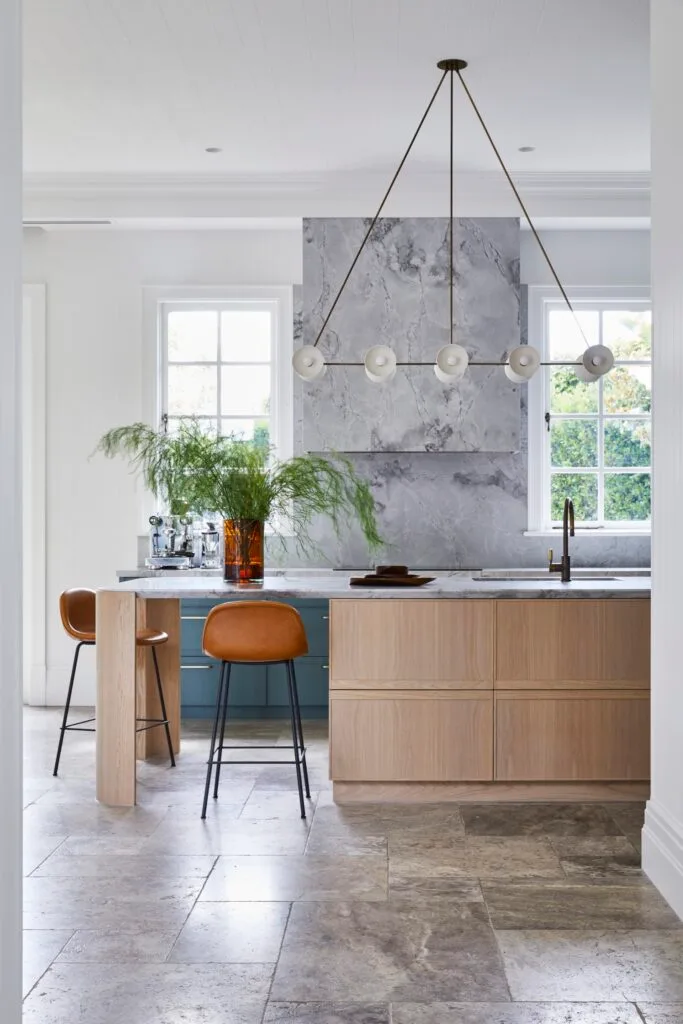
180;597;329;719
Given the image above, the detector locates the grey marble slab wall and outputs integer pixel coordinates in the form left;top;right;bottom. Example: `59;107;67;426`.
302;217;521;453
286;224;650;569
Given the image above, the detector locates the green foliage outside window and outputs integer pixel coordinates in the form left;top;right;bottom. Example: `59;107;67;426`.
548;311;651;523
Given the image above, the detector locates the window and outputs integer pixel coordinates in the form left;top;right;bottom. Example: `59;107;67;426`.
528;287;651;532
145;287;293;461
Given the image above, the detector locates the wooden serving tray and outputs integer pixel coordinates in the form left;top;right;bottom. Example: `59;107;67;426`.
349;575;436;587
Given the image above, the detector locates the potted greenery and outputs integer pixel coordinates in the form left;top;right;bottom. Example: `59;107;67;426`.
97;420;382;582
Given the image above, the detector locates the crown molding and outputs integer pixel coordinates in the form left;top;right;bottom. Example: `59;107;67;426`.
22;170;650;223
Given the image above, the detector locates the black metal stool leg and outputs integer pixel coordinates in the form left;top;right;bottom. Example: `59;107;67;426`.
151;646;176;768
285;660;306;818
202;662;226;819
213;662;232;799
53;642;84;777
288;660;310;799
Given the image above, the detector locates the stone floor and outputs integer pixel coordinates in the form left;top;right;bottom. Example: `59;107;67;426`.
21;707;682;1024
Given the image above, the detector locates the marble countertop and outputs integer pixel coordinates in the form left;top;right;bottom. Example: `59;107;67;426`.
104;573;651;600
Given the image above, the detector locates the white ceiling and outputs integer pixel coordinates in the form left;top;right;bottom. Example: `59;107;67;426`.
24;0;649;179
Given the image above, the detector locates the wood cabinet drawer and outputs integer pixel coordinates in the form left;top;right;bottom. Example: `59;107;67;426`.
494;690;650;781
329;691;493;781
330;600;493;687
495;600;650;688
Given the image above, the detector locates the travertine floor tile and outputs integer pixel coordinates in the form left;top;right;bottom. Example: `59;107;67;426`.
483;883;681;930
271;900;508;1003
637;1005;683;1023
32;852;217;879
200;853;387;902
142;817;310;855
461;803;623;837
240;789;319;820
23;834;67;875
264;1004;389;1023
23;875;203;930
390;1003;642;1023
22;962;273;1024
498;930;683;1001
389;835;563;880
23;930;73;998
57;926;180;963
169;901;290;963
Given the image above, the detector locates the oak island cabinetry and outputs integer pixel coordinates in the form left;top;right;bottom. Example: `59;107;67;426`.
329;597;650;800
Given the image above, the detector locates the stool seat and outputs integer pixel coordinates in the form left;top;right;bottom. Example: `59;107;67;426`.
203;600;308;663
136;628;169;646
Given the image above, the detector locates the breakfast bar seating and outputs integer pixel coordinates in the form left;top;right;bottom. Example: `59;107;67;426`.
94;574;651;808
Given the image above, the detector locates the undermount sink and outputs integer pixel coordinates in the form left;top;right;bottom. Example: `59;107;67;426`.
475;568;650;581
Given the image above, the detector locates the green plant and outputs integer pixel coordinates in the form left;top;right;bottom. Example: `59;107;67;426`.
95;421;218;516
96;420;383;556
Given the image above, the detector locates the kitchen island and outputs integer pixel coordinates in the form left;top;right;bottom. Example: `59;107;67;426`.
96;575;651;806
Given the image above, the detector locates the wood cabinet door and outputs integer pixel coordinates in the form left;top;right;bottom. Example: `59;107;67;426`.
330;600;493;689
495;690;650;781
495;600;650;688
329;691;493;781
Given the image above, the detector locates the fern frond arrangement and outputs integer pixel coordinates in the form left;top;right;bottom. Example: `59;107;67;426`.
96;420;383;555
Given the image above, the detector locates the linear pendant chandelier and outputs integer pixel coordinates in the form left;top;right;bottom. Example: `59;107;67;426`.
292;58;614;386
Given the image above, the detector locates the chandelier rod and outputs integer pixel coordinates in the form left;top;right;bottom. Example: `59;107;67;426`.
312;69;449;348
449;69;454;347
454;67;590;348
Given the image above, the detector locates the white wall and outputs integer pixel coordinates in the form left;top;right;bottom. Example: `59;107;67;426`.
23;227;302;706
521;228;650;285
643;0;683;921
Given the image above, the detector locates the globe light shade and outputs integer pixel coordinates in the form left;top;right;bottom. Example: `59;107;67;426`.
574;362;600;383
582;344;615;378
505;345;540;383
292;345;326;381
434;344;469;383
364;345;397;383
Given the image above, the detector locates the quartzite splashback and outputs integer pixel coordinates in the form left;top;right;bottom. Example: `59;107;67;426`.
302;217;521;453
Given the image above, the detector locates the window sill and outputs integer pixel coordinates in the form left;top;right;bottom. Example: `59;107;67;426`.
524;529;651;539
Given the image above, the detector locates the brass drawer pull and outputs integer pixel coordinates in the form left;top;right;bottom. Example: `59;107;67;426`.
322;664;329;670
322;615;329;620
181;616;206;621
181;664;213;670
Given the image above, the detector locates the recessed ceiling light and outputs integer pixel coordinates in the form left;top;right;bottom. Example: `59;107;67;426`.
518;145;535;153
205;146;222;154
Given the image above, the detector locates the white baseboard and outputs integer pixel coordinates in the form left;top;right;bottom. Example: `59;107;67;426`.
643;800;683;921
45;660;96;708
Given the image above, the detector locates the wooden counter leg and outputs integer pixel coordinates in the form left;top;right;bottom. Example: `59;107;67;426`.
136;597;181;758
96;590;137;807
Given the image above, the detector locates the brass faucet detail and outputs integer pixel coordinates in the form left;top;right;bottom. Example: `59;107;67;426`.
548;497;575;583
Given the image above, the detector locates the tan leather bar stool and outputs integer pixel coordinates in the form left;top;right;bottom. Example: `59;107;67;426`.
201;600;311;819
53;588;176;776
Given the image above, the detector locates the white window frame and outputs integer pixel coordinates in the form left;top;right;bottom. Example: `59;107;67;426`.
142;285;293;528
527;285;651;536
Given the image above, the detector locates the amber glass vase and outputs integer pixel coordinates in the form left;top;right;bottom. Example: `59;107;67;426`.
223;519;264;584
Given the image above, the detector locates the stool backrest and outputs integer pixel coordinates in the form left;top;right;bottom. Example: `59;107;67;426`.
59;588;97;641
202;600;308;663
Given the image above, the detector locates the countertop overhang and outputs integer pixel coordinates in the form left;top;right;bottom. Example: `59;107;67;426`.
102;574;651;600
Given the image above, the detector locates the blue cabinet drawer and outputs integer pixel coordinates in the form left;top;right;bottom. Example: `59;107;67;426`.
180;658;220;709
180;612;210;655
295;604;329;657
267;657;329;709
181;657;267;710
